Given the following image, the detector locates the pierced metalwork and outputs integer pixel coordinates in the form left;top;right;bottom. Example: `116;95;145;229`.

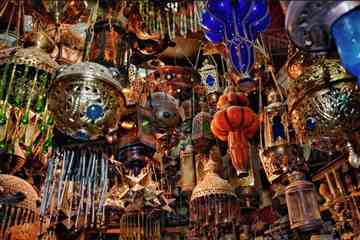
48;62;127;140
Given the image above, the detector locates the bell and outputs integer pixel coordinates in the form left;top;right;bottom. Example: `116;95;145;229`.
285;171;322;231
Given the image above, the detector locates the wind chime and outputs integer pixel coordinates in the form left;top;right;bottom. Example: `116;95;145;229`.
137;0;204;40
115;167;174;240
189;158;239;239
0;174;40;240
40;147;109;231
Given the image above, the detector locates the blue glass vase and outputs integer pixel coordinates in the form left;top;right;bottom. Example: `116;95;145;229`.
332;8;360;85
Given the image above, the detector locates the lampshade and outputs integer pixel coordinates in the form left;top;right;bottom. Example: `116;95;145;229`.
190;159;239;238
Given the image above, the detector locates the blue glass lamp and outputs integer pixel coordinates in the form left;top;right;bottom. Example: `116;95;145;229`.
332;8;360;85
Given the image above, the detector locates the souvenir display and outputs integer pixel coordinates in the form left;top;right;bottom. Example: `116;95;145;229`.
0;1;359;239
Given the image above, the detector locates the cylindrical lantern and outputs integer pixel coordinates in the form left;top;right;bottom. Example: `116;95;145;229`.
192;102;214;153
0;174;40;240
179;144;195;192
119;211;160;240
0;31;58;164
285;171;322;231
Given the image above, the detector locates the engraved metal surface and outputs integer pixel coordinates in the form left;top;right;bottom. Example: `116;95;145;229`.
288;58;360;151
48;62;127;140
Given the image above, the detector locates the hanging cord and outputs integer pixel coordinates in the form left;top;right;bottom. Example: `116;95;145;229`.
258;69;264;150
83;0;99;61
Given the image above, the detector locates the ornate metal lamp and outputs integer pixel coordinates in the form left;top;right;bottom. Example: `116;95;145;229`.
288;58;360;153
48;61;127;140
190;159;239;239
286;1;360;84
260;90;290;183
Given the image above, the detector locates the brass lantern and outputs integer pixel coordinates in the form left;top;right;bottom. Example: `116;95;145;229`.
260;90;290;183
285;171;322;231
198;59;220;94
191;102;215;153
48;61;127;140
288;57;360;152
0;31;58;163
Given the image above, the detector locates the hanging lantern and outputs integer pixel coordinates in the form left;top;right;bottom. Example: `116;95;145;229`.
198;59;220;94
191;102;215;153
119;211;161;240
117;142;155;176
47;61;127;140
260;90;290;183
211;91;259;176
179;143;196;192
286;1;360;84
144;92;181;133
285;171;322;231
288;58;360;152
40;147;109;230
190;159;239;239
201;0;271;75
0;174;40;240
89;20;131;72
0;31;58;164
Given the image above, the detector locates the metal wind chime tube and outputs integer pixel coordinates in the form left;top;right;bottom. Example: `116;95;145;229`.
40;147;109;231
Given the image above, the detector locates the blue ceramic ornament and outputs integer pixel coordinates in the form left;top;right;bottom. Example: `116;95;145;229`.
201;0;271;74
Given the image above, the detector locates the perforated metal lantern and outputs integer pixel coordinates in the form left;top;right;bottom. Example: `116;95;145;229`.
191;103;214;153
48;61;127;140
288;58;360;151
0;174;40;240
145;92;180;132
